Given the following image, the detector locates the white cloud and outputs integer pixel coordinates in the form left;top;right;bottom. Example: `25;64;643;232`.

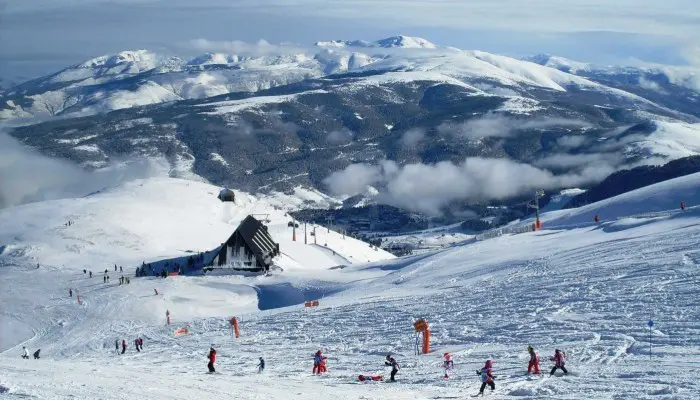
324;157;614;215
438;114;590;139
326;128;354;144
400;128;426;148
0;132;166;209
556;135;588;148
184;39;308;57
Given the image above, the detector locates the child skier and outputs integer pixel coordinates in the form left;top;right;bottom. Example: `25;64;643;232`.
550;349;568;375
527;345;540;374
476;360;495;396
385;354;400;382
258;357;265;373
312;351;327;374
443;352;454;378
207;346;217;373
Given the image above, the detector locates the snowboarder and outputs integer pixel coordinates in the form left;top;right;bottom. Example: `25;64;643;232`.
527;345;540;374
477;360;495;396
443;352;454;378
121;339;127;354
33;349;40;359
258;357;265;373
207;346;216;373
550;349;568;375
21;346;29;359
134;339;140;352
69;288;73;297
385;354;399;382
312;351;327;374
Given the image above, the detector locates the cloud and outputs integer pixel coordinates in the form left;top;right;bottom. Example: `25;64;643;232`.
400;128;425;148
437;114;590;140
0;132;167;209
183;38;309;57
556;135;588;148
534;153;623;170
326;128;354;144
324;157;614;215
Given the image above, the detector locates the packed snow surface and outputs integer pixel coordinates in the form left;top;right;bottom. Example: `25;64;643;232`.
1;177;700;399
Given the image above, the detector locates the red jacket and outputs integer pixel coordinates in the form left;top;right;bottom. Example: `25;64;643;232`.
122;340;126;348
208;349;216;363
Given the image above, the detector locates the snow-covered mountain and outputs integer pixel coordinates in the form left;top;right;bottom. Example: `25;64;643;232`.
1;170;700;398
316;35;438;49
3;36;700;216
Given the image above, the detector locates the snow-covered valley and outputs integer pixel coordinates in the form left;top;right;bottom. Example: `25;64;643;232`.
1;175;699;399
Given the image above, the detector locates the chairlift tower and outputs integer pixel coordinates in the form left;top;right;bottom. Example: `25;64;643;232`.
325;215;335;233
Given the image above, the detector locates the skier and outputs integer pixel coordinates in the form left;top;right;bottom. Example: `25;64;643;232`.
154;288;159;295
115;339;119;354
134;339;140;352
257;357;265;373
121;339;127;354
312;351;326;374
89;271;92;278
527;345;540;374
33;349;41;359
120;266;123;272
207;346;216;373
103;276;106;284
476;360;495;396
83;269;86;275
115;264;117;272
69;288;73;297
138;338;143;350
21;346;29;359
385;354;400;382
550;349;568;375
443;352;454;378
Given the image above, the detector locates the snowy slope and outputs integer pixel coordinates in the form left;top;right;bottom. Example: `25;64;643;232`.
2;173;700;398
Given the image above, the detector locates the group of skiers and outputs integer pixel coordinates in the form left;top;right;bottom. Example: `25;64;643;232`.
20;346;40;360
115;338;144;354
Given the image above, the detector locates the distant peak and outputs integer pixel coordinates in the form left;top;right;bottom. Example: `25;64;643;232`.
316;35;437;49
524;54;590;73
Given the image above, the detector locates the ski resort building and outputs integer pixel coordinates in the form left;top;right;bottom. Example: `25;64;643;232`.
208;215;279;271
218;188;236;203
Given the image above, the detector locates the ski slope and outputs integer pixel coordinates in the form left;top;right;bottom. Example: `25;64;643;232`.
1;176;700;399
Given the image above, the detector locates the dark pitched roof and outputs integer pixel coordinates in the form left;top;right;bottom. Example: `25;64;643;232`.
234;216;277;259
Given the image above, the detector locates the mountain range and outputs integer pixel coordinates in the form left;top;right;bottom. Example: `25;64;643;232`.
3;35;700;214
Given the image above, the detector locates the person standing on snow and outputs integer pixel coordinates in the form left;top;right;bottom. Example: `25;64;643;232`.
89;271;92;278
115;339;119;354
207;346;216;373
527;346;540;374
385;354;400;382
33;349;41;359
121;339;127;354
69;288;73;297
257;357;265;373
21;346;29;359
477;360;495;396
312;351;327;374
550;349;568;375
443;353;455;378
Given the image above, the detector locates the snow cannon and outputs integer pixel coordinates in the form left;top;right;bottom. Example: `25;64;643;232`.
413;319;430;354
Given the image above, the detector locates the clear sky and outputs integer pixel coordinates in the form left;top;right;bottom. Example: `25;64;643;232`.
1;0;698;83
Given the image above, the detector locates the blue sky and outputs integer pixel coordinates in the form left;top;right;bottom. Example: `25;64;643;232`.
1;0;698;83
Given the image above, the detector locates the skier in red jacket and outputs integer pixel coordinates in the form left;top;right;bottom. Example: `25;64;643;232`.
550;349;568;375
207;346;216;373
121;339;126;354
